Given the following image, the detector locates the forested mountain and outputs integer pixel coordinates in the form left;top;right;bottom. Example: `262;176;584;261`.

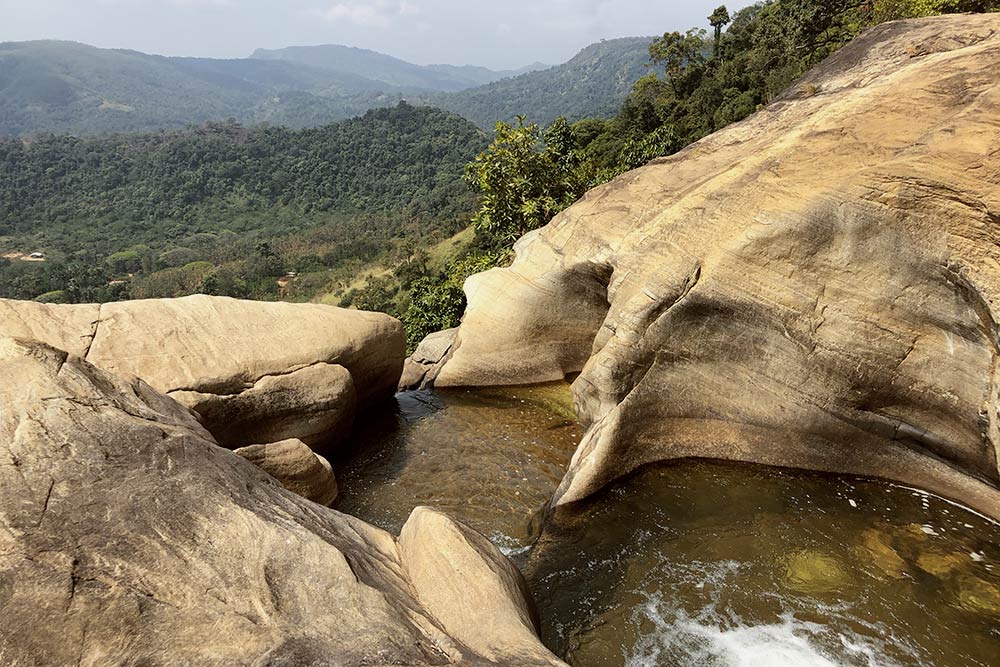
0;38;643;137
421;37;654;129
251;44;543;92
0;103;485;302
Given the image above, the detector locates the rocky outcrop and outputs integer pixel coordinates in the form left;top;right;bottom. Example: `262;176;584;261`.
431;15;1000;519
0;337;566;667
234;439;339;506
0;294;405;448
400;327;458;390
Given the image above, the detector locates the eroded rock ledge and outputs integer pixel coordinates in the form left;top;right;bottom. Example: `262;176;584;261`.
0;294;405;448
0;338;565;667
425;14;1000;520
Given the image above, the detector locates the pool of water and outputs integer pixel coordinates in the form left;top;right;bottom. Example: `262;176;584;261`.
333;388;1000;667
332;384;581;549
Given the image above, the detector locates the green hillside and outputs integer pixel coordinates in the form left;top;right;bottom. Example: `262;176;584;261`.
0;103;485;302
0;38;646;137
422;37;654;129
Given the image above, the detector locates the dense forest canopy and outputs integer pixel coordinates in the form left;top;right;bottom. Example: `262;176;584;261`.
0;103;485;303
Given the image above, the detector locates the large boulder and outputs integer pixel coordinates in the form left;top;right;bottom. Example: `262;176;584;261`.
431;15;1000;519
0;337;566;667
0;294;405;448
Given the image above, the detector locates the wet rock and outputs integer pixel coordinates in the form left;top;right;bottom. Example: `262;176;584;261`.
956;576;1000;615
234;439;339;506
0;337;566;666
916;550;969;578
784;550;850;594
0;294;405;448
433;15;1000;520
856;528;908;579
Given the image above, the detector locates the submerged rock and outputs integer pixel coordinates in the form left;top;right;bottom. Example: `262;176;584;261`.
429;14;1000;519
784;550;852;594
0;337;566;666
0;294;405;448
234;438;339;506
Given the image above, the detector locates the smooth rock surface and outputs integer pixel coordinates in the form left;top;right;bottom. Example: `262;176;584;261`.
234;439;339;506
432;15;1000;519
0;337;566;667
399;327;458;390
0;294;405;448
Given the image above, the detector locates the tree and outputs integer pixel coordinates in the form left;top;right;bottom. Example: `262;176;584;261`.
648;29;709;97
709;5;732;56
465;116;588;250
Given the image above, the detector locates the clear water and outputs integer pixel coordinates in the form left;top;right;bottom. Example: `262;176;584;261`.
333;388;1000;667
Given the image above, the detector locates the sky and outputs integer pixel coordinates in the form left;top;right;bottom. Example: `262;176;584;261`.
0;0;756;70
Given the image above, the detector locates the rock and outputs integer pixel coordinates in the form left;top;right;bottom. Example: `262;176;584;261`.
400;327;458;390
916;550;968;578
399;507;547;664
0;294;405;448
0;338;566;667
172;363;356;448
956;575;1000;615
855;528;908;579
784;550;851;594
432;15;1000;520
234;439;339;506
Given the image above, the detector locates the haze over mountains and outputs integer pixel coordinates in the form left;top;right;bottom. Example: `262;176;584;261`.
0;37;651;137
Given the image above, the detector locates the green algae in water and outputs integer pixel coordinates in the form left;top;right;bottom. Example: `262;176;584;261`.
332;388;1000;667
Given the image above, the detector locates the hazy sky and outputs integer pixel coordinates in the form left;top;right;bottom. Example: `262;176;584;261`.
0;0;755;69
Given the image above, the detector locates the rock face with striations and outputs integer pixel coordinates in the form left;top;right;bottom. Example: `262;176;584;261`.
0;294;405;448
430;15;1000;519
0;337;566;667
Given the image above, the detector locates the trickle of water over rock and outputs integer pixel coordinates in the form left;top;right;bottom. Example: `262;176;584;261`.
335;387;1000;667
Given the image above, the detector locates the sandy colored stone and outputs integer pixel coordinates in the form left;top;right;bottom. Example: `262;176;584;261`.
235;439;339;506
171;362;356;448
0;337;566;667
784;550;851;594
916;550;968;577
400;506;560;666
433;15;1000;519
0;294;405;448
400;327;458;390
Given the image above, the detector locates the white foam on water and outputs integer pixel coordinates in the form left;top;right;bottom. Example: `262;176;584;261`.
624;561;909;667
626;603;900;667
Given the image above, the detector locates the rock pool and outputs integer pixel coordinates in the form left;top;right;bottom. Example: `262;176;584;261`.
333;387;1000;667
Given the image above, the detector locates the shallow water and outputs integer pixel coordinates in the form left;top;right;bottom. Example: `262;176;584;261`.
335;388;1000;667
333;385;580;548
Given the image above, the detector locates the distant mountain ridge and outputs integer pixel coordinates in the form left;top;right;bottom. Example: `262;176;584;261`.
250;43;546;92
0;37;651;137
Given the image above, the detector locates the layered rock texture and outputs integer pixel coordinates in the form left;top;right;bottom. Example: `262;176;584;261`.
0;337;566;667
0;295;405;448
235;439;339;506
432;15;1000;519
